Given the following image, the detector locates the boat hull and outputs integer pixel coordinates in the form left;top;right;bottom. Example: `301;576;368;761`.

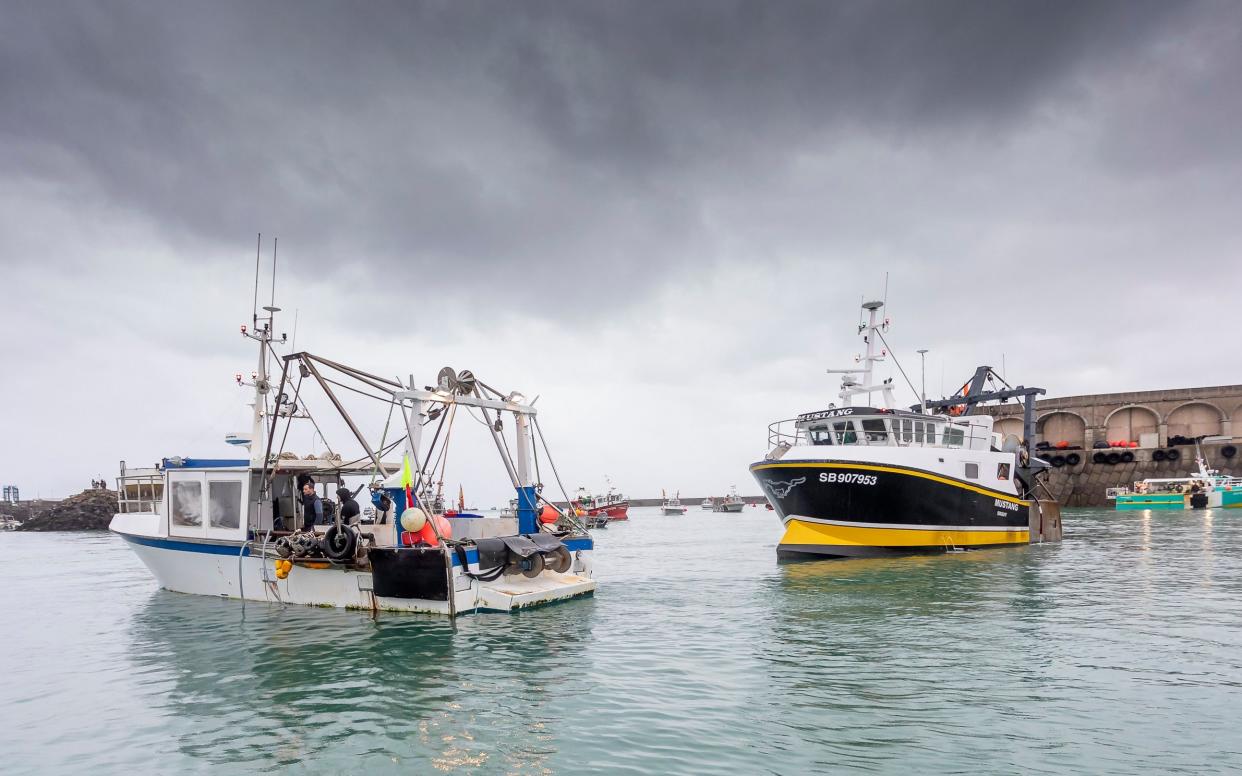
581;503;629;520
661;506;687;515
114;529;596;615
713;503;745;513
751;460;1031;560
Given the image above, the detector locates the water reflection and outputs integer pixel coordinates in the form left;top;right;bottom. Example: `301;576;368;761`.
127;590;596;772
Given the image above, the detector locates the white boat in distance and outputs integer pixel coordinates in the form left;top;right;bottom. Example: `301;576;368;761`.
712;486;746;513
661;491;687;515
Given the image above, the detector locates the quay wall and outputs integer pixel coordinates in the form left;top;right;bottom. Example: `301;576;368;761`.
980;384;1242;507
1035;442;1242;507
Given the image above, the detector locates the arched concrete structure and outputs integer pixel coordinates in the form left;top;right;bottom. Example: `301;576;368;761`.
1166;401;1225;439
994;417;1024;440
1037;411;1086;448
977;384;1242;506
1104;405;1160;444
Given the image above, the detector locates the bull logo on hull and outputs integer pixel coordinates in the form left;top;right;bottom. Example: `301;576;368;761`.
765;477;806;498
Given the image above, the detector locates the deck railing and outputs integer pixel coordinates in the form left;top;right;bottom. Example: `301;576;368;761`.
116;474;164;513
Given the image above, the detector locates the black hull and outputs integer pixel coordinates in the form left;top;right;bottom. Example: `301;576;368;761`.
751;459;1031;559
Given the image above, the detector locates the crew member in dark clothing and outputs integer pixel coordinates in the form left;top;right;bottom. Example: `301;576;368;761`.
301;480;323;530
336;487;361;525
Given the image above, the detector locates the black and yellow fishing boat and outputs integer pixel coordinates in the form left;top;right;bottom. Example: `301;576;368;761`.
752;299;1061;560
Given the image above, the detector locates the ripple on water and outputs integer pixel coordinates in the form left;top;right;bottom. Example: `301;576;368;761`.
2;509;1242;774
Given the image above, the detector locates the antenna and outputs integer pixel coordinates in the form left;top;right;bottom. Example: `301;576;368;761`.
290;308;299;352
882;271;889;309
270;237;278;309
252;233;262;325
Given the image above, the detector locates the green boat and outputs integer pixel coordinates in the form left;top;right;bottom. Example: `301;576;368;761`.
1108;449;1242;510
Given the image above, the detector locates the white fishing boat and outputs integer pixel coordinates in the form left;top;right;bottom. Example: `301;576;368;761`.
0;516;21;531
660;491;687;515
751;297;1062;559
110;252;595;616
712;486;745;513
700;498;714;510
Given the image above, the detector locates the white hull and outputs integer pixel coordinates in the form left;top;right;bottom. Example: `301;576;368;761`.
116;528;596;615
715;503;745;513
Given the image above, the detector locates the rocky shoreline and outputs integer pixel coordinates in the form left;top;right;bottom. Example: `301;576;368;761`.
7;489;118;531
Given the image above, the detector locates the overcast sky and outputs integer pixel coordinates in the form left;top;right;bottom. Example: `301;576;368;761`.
3;1;1241;503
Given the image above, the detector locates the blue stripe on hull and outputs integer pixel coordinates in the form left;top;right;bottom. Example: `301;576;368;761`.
117;532;594;566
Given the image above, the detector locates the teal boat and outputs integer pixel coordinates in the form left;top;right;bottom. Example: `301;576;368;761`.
1108;448;1242;510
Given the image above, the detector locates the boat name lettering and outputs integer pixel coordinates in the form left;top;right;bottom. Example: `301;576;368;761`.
819;472;878;486
994;498;1019;511
798;408;855;422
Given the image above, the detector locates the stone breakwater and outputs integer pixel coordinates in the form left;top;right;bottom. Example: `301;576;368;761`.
10;489;118;531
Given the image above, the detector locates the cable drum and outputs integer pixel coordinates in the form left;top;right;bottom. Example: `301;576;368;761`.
506;553;544;578
544;546;573;574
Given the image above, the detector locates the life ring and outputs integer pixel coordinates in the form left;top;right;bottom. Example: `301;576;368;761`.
1166;449;1181;462
1223;445;1238;459
1152;449;1167;462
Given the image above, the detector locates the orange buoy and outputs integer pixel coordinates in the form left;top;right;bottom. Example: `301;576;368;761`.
539;505;559;524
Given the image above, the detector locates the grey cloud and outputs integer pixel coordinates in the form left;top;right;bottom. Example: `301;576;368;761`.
1;0;1205;303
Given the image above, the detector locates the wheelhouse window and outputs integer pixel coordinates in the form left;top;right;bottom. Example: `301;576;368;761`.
943;427;965;448
833;420;858;445
208;481;242;529
860;418;890;444
171;480;203;527
899;419;914;444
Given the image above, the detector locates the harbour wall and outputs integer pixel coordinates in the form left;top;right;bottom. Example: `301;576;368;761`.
980;384;1242;507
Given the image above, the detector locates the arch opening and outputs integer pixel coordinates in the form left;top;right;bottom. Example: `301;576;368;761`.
1166;402;1223;440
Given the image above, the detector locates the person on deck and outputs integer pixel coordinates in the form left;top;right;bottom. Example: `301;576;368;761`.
301;480;323;530
336;487;360;526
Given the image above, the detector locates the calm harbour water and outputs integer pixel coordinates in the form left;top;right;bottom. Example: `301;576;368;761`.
4;507;1242;775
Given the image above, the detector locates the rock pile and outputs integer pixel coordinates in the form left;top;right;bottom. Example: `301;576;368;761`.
16;488;118;531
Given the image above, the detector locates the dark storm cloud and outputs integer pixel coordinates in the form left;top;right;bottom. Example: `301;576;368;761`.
1;0;1207;299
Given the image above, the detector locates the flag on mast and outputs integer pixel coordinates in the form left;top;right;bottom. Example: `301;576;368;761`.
402;454;414;509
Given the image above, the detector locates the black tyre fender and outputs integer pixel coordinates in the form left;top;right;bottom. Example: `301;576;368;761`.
323;525;358;562
1166;449;1181;462
1121;451;1135;463
1152;449;1167;461
1223;445;1238;459
1092;452;1107;464
1051;455;1066;467
1107;452;1121;465
1066;453;1082;466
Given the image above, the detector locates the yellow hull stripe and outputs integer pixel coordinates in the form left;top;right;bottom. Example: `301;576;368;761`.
752;461;1031;505
781;518;1030;548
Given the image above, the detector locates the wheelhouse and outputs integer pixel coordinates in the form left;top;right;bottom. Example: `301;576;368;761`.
770;407;998;453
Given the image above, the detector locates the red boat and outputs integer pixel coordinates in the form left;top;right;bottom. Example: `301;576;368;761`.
575;485;629;520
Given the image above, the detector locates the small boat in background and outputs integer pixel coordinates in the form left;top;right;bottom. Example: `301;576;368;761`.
575;480;629;520
712;486;745;513
661;490;688;515
1108;444;1242;510
700;498;714;510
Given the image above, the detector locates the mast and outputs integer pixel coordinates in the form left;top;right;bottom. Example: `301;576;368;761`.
827;300;897;408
